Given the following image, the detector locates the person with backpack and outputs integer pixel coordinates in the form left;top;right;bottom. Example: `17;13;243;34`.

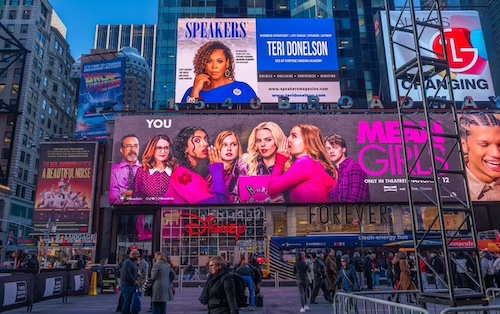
350;252;365;290
201;256;239;314
310;252;330;304
236;260;256;311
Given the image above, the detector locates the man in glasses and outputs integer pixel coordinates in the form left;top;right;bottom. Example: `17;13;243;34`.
110;134;141;204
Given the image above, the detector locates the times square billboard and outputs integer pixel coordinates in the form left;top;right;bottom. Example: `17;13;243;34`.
175;18;341;104
377;10;495;103
107;113;500;206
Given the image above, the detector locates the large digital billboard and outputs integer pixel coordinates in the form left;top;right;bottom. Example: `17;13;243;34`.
75;58;126;140
34;142;98;232
110;114;468;206
175;18;340;104
379;11;495;102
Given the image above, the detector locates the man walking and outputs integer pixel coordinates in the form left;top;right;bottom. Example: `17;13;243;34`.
310;252;330;304
120;249;140;314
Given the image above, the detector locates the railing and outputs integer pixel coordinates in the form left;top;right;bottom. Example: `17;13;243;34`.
439;306;500;314
486;288;500;306
333;291;431;314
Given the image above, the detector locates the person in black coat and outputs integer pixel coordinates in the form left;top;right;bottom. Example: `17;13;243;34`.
200;256;239;314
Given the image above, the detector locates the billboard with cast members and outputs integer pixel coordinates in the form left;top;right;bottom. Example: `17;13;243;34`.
110;114;469;206
76;58;126;140
175;18;340;104
378;11;495;102
34;142;98;232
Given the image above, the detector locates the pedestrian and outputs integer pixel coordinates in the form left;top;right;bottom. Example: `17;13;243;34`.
334;255;360;293
305;253;315;299
481;252;495;289
294;252;310;313
419;256;429;289
150;252;175;314
397;252;416;303
369;253;382;290
120;249;141;314
310;252;330;304
200;256;239;314
430;251;446;289
364;252;373;290
236;260;256;311
350;252;365;290
325;249;338;299
385;252;395;288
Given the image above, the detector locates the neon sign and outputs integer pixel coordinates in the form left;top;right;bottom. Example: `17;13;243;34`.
181;213;247;241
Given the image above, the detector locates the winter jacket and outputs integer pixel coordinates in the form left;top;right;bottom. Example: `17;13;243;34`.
325;256;338;290
294;259;309;282
150;262;175;302
334;265;359;293
204;269;239;314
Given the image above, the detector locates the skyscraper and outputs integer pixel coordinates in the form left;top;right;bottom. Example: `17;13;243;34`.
0;0;78;245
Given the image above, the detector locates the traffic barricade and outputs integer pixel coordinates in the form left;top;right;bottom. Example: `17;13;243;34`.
0;273;34;313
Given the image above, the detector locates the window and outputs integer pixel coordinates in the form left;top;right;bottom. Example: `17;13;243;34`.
20;151;25;162
20;24;28;33
24;0;33;5
10;0;20;5
22;10;30;19
48;57;54;66
8;11;16;19
1;149;10;159
43;76;47;86
40;113;45;124
42;99;46;110
0;84;6;94
47;118;51;129
14;68;21;78
17;168;23;179
26;153;30;164
22;134;27;146
7;24;15;33
26;102;32;114
7;115;15;126
48;105;53;115
23;170;28;181
52;83;58;92
4;131;12;143
11;84;19;94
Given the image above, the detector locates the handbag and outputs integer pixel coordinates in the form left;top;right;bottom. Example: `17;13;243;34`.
131;288;142;314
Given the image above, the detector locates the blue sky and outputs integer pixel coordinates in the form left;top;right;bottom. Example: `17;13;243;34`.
50;0;158;59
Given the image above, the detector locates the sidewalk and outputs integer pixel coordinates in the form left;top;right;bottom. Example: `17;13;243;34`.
3;285;335;314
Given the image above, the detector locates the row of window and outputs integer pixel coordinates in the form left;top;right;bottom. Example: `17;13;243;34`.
7;0;33;5
7;9;30;20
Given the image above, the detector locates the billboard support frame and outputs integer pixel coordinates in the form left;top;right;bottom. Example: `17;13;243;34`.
384;0;484;306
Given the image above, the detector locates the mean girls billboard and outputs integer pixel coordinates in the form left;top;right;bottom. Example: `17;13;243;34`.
110;114;468;206
34;142;98;232
175;18;340;104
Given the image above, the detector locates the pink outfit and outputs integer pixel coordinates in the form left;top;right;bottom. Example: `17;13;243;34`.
269;153;336;203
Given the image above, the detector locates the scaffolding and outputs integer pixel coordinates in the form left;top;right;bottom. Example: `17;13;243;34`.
383;0;485;307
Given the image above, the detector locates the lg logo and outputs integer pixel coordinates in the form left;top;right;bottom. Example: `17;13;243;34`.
431;27;487;75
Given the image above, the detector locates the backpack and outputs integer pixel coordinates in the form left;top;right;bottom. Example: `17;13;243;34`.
228;272;248;308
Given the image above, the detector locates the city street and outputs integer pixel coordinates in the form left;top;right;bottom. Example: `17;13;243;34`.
2;285;336;314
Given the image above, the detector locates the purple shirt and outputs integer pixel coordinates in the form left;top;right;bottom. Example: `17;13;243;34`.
109;160;141;205
330;158;370;203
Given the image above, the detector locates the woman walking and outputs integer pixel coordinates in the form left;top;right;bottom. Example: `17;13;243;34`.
150;252;176;314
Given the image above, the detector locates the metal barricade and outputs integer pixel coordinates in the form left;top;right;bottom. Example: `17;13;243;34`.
440;305;500;314
334;291;431;314
486;288;500;306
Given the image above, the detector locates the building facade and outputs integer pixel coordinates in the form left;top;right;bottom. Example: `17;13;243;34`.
0;0;78;250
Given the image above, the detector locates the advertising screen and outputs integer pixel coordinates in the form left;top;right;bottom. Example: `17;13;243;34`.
458;112;500;202
110;114;467;206
75;58;126;140
175;18;340;104
379;11;495;102
34;142;98;232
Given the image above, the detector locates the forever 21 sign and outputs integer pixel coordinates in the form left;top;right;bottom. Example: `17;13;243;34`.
180;213;247;241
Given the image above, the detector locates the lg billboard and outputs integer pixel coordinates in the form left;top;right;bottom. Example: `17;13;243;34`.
379;11;495;102
175;18;340;104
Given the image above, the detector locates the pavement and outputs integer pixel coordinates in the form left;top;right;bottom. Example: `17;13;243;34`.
2;285;336;314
